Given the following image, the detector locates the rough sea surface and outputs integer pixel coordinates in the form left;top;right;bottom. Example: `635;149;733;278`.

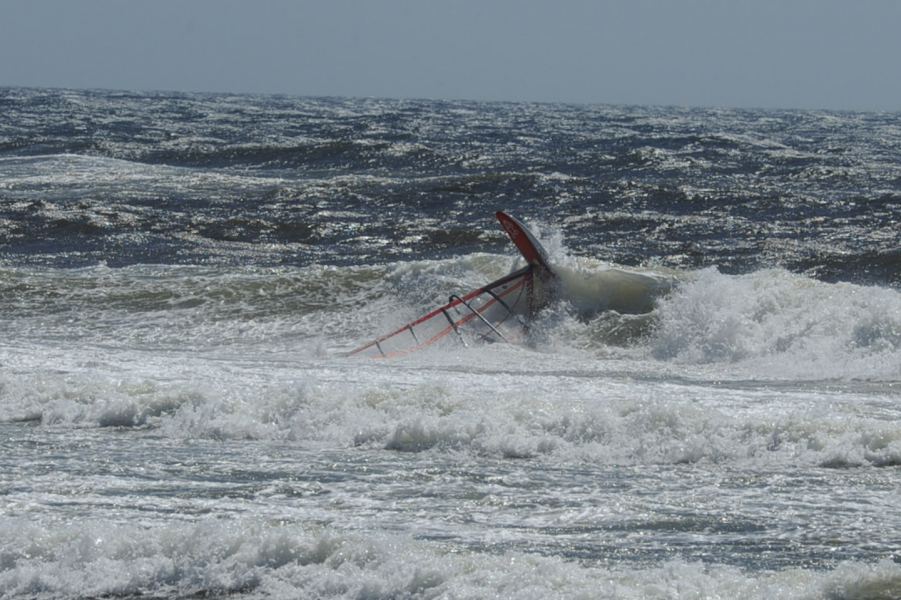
1;87;900;598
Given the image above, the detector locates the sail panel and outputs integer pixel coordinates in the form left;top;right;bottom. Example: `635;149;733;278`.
349;266;533;359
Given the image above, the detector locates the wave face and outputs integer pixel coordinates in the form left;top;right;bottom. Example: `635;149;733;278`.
1;87;900;599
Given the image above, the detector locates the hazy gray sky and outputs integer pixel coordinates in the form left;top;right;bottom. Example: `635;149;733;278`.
1;0;899;111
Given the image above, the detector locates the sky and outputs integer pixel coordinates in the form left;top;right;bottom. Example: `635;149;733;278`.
1;0;899;111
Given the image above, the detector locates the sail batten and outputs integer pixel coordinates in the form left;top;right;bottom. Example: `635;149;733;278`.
349;265;533;359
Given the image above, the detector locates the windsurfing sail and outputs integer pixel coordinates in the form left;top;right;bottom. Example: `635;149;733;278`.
348;211;555;359
495;210;553;273
348;265;533;359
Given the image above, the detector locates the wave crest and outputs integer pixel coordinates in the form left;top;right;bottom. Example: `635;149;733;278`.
649;268;901;380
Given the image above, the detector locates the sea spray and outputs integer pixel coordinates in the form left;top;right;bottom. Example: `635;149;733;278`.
650;267;901;380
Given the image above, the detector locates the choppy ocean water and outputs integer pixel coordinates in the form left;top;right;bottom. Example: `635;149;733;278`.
1;87;900;598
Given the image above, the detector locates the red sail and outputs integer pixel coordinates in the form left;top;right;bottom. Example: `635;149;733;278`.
348;266;533;359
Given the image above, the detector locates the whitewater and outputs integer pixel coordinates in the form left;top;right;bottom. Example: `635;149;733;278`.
1;87;900;598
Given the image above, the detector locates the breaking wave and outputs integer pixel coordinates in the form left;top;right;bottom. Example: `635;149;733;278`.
2;518;900;599
649;267;901;380
4;342;899;468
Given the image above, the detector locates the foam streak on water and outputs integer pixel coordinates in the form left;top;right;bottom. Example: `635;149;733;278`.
1;88;900;598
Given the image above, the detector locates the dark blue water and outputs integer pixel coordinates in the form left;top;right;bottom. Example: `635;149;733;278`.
1;87;898;284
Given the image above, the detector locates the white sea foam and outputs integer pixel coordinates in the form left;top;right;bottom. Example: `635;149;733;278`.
4;336;899;470
650;267;901;380
1;518;899;599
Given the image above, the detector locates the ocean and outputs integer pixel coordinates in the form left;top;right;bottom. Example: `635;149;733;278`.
1;87;899;599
